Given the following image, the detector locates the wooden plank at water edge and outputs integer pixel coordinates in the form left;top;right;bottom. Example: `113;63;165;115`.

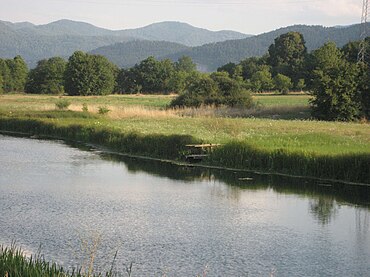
185;144;222;150
185;154;208;163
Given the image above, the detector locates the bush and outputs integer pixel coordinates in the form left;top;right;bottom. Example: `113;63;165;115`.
55;99;71;110
98;106;110;115
82;103;88;112
170;72;254;108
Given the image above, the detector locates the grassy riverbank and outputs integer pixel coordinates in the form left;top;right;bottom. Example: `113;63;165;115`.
0;94;369;183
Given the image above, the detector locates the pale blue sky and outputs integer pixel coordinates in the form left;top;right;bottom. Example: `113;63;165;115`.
0;0;363;34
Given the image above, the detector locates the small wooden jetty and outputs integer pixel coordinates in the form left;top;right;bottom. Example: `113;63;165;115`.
185;143;221;162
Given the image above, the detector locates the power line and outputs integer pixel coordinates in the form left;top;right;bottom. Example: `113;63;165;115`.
358;0;369;64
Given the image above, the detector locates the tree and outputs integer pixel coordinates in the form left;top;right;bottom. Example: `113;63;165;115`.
268;32;307;85
0;56;28;92
273;74;292;94
250;68;274;92
309;42;362;121
170;74;218;108
175;56;197;73
296;78;306;92
26;57;67;94
64;51;116;96
170;72;253;108
341;38;370;65
210;72;253;107
217;62;237;76
239;56;268;80
0;74;3;94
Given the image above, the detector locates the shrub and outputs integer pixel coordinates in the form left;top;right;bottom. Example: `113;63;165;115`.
55;99;71;110
82;103;88;112
98;106;110;115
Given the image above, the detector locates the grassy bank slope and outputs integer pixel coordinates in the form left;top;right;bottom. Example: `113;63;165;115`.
0;94;368;183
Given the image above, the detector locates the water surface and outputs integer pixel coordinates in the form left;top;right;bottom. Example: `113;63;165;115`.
0;134;369;276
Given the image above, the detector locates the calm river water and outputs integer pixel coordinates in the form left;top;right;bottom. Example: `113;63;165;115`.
0;134;369;276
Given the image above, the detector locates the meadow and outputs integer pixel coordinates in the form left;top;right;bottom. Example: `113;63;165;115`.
0;93;368;183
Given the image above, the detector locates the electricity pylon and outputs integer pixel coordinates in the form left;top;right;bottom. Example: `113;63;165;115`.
358;0;369;63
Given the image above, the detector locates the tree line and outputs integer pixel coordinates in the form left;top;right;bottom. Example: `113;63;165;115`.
0;32;369;121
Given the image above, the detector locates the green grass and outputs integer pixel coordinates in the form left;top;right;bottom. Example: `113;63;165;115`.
0;94;369;183
0;245;115;277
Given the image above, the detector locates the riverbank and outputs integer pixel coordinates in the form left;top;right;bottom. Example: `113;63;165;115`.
0;107;369;183
1;94;369;183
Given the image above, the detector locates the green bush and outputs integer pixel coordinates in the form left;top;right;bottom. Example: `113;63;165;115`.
55;99;71;110
82;103;88;112
98;106;110;115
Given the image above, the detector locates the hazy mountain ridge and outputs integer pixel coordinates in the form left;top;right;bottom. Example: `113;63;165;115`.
90;23;368;71
90;40;190;68
164;23;370;71
0;19;367;71
118;21;250;46
0;19;251;67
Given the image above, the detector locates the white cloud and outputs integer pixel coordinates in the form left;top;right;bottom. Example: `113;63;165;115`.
308;0;362;17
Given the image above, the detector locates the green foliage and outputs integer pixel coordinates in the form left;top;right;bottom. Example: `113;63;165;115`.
171;72;253;108
171;74;218;107
64;51;116;96
274;74;292;94
0;56;28;92
55;99;71;110
0;74;3;94
82;103;89;112
117;56;175;94
25;57;66;94
268;32;307;85
309;42;362;121
210;72;253;107
98;106;110;115
341;37;370;64
175;56;197;72
296;78;306;92
250;68;274;92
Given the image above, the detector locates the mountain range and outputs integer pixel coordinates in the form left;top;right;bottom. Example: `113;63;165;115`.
0;19;368;71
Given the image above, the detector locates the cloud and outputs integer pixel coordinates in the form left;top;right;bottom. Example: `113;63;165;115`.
309;0;362;17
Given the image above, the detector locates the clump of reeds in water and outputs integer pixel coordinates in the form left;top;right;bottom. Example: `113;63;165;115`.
0;244;115;277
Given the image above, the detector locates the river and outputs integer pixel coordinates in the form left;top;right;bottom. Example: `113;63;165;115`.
0;134;369;276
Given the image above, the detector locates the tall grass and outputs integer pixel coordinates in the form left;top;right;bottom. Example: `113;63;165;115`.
0;244;116;277
0;115;368;183
207;141;370;183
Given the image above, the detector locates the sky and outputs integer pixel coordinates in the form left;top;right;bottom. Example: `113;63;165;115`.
0;0;364;34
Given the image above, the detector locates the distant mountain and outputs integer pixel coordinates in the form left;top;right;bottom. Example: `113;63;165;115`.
1;19;367;71
0;19;250;67
90;40;190;68
164;23;370;71
117;21;250;47
88;23;369;71
0;21;131;67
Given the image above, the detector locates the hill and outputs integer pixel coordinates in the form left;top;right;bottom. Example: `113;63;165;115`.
165;23;370;71
0;19;250;67
90;40;190;68
88;23;368;71
117;21;250;47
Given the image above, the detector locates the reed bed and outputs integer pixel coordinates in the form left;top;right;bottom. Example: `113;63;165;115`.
0;114;368;183
0;244;120;277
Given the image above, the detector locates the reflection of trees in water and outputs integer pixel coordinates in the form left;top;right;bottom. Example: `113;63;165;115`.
97;151;370;221
356;209;369;245
309;197;338;225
